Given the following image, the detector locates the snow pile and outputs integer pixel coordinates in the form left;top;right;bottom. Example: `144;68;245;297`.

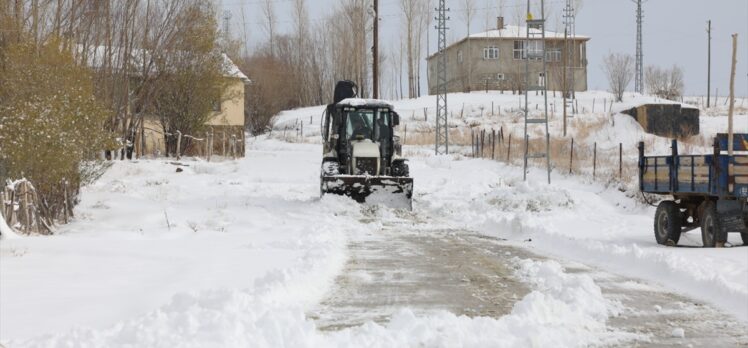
0;213;17;239
0;141;356;342
319;258;637;348
410;154;748;323
11;257;638;348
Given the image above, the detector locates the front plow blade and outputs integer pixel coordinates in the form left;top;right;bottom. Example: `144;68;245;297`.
321;175;413;210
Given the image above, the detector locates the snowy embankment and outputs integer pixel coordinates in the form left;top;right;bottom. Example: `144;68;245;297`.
412;154;748;323
0;140;356;344
3;138;640;347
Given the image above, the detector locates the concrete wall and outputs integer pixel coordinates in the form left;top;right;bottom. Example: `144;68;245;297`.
427;37;588;94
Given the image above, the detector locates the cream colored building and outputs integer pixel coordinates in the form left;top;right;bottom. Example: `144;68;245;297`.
427;17;589;94
143;54;249;157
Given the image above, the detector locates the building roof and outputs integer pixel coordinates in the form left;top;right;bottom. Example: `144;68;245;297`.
469;25;589;40
427;24;589;61
76;44;249;82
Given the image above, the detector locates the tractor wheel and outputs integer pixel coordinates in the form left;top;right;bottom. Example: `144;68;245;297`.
392;161;410;177
741;232;748;246
700;202;720;248
654;201;682;246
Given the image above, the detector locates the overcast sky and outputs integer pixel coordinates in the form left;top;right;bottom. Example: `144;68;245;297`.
223;0;748;97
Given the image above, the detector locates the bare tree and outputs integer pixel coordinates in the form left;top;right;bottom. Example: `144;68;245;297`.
645;65;684;100
400;0;424;98
460;0;476;92
602;52;634;102
260;0;276;58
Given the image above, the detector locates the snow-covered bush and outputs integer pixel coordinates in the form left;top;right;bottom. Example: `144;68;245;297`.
0;38;114;231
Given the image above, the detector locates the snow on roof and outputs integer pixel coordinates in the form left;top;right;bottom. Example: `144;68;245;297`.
337;98;394;109
76;45;249;82
220;53;249;82
468;25;589;40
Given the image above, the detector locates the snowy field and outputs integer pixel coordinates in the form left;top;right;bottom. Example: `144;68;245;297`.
2;90;747;346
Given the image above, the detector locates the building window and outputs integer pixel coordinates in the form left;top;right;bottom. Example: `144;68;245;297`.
526;40;544;60
483;46;499;60
212;100;221;112
513;41;525;60
514;40;545;60
496;73;505;81
546;49;561;62
457;49;463;63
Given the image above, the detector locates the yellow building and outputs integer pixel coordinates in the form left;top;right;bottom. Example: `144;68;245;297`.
142;54;250;157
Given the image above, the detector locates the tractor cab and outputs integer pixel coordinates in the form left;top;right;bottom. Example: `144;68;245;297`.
324;101;400;176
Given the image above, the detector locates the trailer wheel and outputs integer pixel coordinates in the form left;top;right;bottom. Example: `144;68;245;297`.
741;232;748;246
700;202;720;248
654;201;682;246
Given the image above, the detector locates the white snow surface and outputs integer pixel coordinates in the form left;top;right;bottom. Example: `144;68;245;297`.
3;90;748;346
2;138;640;347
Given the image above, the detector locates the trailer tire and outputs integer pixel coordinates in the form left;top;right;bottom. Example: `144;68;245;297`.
700;202;720;248
654;201;682;246
741;232;748;246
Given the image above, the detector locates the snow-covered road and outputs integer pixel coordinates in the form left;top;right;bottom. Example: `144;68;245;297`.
1;137;747;347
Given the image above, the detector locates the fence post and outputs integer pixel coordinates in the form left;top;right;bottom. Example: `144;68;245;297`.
619;142;623;179
569;137;574;174
593;142;597;178
404;125;408;145
205;131;210;160
492;129;496;159
471;130;475;157
62;179;69;224
592;98;596;113
506;134;512;162
223;131;227;156
481;130;486;158
310;115;313;124
176;131;182;160
301;122;304;139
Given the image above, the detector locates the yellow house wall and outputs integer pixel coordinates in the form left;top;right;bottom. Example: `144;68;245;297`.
143;119;166;156
206;78;245;127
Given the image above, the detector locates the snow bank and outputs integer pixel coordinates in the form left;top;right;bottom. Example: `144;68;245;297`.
0;213;19;239
411;155;748;323
0;140;355;341
11;256;638;348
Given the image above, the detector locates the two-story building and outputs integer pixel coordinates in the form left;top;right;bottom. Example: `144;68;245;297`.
427;17;589;94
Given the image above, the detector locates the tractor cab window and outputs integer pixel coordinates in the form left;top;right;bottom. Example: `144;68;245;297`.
345;109;389;139
374;110;391;141
346;110;375;140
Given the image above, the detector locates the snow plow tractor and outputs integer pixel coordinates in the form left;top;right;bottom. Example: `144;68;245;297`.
320;80;413;210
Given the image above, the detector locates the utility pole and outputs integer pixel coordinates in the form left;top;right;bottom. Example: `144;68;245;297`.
632;0;644;94
222;10;231;47
707;20;712;108
562;0;576;136
372;0;379;99
728;33;738;157
435;0;450;155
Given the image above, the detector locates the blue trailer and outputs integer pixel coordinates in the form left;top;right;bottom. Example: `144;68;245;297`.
638;133;748;247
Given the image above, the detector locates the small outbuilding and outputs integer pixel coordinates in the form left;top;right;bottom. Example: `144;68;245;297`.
622;104;700;138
